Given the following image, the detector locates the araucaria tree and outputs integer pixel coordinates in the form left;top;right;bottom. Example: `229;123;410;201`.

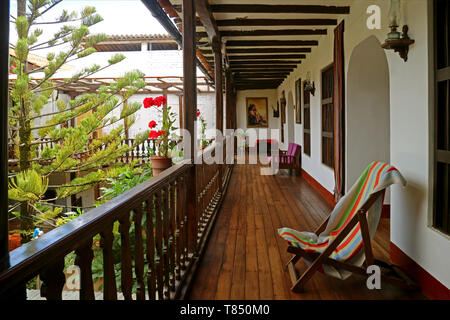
8;0;148;241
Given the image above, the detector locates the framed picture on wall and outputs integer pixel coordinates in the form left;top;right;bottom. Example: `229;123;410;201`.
295;78;302;124
246;97;268;128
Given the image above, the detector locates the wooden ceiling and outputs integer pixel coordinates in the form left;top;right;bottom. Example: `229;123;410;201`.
161;0;352;90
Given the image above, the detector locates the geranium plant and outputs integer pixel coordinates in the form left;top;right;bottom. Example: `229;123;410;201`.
143;96;177;158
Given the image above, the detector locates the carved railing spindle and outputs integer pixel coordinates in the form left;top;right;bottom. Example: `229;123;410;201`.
168;182;176;292
154;190;164;300
100;226;117;300
40;259;65;300
145;196;156;300
75;241;95;300
133;205;146;300
162;186;170;299
119;212;133;300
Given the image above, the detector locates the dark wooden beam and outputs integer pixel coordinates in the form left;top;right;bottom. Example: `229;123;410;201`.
234;73;290;78
234;71;291;75
235;78;286;82
182;0;197;251
227;48;312;54
174;4;350;14
210;4;350;14
229;60;302;65
225;70;236;130
214;44;223;192
195;0;219;43
230;65;297;69
226;40;318;47
219;29;327;37
216;18;338;27
0;0;9;272
235;80;283;85
236;86;279;90
228;54;306;60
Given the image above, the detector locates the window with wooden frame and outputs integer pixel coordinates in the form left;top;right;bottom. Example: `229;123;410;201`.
321;65;334;168
303;81;311;156
433;0;450;235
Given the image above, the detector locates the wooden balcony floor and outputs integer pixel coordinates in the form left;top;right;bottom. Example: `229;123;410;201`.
188;163;424;300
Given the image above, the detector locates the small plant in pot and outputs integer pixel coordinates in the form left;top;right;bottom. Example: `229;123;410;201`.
143;96;177;175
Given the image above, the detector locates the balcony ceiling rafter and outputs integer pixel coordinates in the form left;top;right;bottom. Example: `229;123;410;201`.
165;0;351;90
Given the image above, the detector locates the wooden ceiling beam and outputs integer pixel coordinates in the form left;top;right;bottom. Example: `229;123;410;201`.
216;18;338;27
218;29;327;37
230;65;297;69
226;40;318;47
231;68;294;72
229;60;302;65
228;54;306;60
210;4;350;14
227;48;311;54
195;0;220;44
173;4;350;14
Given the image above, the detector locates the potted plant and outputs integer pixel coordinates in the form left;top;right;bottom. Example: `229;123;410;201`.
143;96;177;175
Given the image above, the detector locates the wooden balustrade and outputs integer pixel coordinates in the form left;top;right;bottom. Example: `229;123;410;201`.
0;139;234;300
7;138;172;169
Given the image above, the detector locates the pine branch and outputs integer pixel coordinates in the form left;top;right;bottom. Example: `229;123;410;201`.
34;17;84;25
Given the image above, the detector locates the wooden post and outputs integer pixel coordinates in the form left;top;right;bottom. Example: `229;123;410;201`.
213;40;223;191
0;0;10;272
178;95;184;129
225;70;234;130
182;0;198;252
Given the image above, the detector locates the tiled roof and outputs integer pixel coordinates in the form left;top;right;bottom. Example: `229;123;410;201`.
96;34;174;42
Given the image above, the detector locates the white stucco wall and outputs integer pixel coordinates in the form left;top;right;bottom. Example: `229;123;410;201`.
273;0;449;288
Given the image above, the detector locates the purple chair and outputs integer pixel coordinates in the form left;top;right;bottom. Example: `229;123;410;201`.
270;143;302;175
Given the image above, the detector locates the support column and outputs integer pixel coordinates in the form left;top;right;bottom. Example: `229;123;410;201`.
182;0;197;252
213;40;223;192
0;0;10;271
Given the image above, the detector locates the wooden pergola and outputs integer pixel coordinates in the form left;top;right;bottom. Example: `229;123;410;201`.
8;75;215;95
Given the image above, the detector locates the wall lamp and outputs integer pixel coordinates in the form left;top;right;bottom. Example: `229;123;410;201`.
304;71;316;96
381;0;415;62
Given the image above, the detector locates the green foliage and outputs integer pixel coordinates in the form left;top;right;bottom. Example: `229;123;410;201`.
97;164;152;204
8;1;146;243
8;170;49;203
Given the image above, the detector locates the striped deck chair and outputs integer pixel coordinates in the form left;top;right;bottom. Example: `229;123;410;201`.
278;161;418;292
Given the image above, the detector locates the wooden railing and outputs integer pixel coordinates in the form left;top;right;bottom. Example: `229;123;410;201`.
8;138;181;169
0;138;233;300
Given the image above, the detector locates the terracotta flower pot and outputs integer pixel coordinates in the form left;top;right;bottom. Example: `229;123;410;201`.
150;156;172;176
8;233;21;251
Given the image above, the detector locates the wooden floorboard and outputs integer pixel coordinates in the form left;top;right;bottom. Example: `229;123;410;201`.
188;163;425;300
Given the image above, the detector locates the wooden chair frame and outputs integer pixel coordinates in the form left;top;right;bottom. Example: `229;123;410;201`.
286;191;419;292
275;144;302;176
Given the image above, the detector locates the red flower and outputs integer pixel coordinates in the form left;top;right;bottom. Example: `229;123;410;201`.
148;130;166;139
197;109;200;118
148;130;160;139
143;97;154;108
148;120;157;129
152;96;167;107
144;96;167;108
